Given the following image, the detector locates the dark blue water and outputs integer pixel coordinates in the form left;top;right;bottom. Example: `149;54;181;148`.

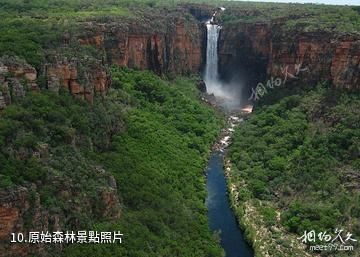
206;152;254;257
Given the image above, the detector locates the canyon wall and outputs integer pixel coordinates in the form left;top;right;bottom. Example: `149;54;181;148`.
218;22;360;90
0;16;208;107
1;5;359;109
44;16;205;104
76;18;204;75
218;22;270;99
0;6;212;107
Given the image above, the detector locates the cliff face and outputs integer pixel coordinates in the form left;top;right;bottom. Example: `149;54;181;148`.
268;32;334;84
331;35;360;89
218;22;270;87
219;23;360;90
0;186;55;257
0;20;204;105
7;10;207;104
268;32;360;90
0;56;110;107
77;18;204;75
219;23;270;63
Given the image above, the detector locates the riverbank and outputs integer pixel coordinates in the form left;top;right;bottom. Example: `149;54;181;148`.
204;102;254;257
223;103;318;257
204;103;255;257
225;86;360;257
224;160;313;257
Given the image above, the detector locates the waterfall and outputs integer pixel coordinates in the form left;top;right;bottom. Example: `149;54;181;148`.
204;22;222;93
203;7;244;111
203;8;228;99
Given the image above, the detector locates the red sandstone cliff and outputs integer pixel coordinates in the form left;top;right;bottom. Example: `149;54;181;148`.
45;56;110;103
331;35;360;89
268;32;360;90
39;9;208;103
219;23;360;90
77;18;203;75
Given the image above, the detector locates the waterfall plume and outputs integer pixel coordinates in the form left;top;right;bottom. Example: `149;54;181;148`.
203;9;243;111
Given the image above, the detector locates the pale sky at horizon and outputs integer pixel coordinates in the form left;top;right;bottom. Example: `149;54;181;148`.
231;0;360;6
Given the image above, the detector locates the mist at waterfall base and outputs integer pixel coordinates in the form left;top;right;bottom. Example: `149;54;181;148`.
204;22;246;111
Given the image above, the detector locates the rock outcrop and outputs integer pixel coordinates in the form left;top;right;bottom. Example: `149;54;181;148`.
196;79;207;92
45;56;110;103
0;57;38;109
38;6;210;104
331;35;360;89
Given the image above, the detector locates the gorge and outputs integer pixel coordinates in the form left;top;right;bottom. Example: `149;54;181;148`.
1;3;359;109
0;1;359;257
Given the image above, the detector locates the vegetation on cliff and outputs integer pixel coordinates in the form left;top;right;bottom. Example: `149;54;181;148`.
0;68;224;256
229;83;360;256
0;0;203;70
217;2;360;33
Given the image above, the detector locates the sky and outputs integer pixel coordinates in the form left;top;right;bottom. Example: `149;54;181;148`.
232;0;360;5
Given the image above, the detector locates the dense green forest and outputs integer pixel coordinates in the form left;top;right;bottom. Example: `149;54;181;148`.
229;83;360;256
0;68;224;256
64;68;224;257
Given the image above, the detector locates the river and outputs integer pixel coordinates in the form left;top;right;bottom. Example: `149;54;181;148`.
204;8;254;257
206;151;254;257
